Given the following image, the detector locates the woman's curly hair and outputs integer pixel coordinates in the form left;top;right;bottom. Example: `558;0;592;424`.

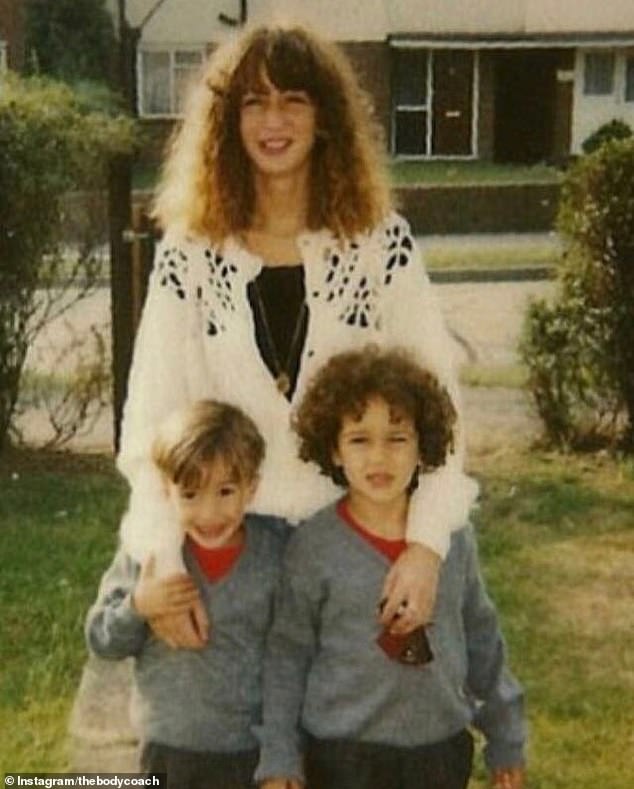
292;345;457;486
152;24;391;241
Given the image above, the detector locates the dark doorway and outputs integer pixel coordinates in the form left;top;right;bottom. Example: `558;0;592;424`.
432;50;474;156
493;49;562;163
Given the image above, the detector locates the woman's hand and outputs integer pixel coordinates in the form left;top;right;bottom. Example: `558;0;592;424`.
132;555;200;619
259;779;302;789
133;555;210;649
379;542;440;634
148;597;209;649
491;766;525;789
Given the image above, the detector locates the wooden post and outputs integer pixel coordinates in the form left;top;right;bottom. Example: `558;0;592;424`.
108;156;134;452
108;0;139;451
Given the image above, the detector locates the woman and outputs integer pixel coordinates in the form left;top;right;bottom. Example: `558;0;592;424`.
118;24;478;648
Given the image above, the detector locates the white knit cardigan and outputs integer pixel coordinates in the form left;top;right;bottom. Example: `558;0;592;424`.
117;212;479;571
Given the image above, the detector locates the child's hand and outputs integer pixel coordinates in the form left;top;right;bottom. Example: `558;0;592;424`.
491;766;525;789
132;555;201;620
259;780;302;789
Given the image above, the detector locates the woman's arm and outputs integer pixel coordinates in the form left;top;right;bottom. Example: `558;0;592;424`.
377;215;479;629
85;549;148;659
115;236;208;646
117;236;195;569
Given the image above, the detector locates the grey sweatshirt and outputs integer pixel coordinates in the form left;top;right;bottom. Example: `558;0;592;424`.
86;515;289;753
255;503;526;782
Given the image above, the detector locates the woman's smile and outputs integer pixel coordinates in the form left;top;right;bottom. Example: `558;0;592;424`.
240;76;317;180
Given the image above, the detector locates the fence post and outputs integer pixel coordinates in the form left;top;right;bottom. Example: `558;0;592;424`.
108;156;134;453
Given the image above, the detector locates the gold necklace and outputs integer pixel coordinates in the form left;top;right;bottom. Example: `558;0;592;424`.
251;276;307;396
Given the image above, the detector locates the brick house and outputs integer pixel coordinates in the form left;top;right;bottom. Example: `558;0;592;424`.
120;0;634;163
0;0;25;72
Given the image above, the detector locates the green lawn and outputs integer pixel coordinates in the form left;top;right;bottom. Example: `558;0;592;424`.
422;239;560;272
134;159;563;192
0;451;125;770
391;159;562;186
1;448;632;785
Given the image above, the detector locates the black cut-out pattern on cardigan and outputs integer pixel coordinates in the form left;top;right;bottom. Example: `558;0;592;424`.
383;223;413;286
158;247;188;300
200;247;240;336
320;245;375;329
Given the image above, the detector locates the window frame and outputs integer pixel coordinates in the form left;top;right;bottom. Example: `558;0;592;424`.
391;47;432;157
137;46;205;118
583;51;616;96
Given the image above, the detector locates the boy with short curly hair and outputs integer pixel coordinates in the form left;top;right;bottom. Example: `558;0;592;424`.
256;345;526;789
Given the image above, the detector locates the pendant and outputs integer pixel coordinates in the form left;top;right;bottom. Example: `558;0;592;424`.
276;372;291;395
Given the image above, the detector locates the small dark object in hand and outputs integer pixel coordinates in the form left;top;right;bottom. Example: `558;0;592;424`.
377;625;433;666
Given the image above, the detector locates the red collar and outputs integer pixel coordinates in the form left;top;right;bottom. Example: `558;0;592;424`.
187;536;245;581
337;499;407;563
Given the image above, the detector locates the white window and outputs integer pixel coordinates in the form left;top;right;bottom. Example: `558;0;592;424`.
139;48;204;116
583;52;615;96
626;56;634;103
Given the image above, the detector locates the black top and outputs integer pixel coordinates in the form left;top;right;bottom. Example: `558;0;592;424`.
247;265;307;400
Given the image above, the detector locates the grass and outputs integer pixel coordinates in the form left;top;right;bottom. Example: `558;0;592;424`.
0;450;125;771
460;362;528;389
422;239;560;271
133;160;562;192
1;448;632;785
467;450;634;788
390;160;562;186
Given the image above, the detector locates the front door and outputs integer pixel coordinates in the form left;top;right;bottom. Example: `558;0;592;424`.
432;50;474;156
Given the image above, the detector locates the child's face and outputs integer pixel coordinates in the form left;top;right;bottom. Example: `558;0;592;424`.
167;458;257;550
332;396;420;509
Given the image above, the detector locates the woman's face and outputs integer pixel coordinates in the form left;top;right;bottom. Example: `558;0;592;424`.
239;72;317;182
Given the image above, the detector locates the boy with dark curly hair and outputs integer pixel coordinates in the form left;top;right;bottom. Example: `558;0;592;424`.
255;346;526;789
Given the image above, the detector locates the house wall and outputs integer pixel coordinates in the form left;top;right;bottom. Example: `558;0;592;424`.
571;47;634;152
126;0;391;45
0;0;25;70
387;0;526;35
124;1;634;41
250;0;389;41
127;0;228;46
526;0;634;33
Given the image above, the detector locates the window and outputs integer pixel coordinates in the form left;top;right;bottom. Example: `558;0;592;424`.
626;56;634;102
139;49;204;116
0;40;7;73
583;52;615;96
392;48;429;156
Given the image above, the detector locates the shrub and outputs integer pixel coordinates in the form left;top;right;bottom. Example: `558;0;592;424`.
521;138;634;448
581;119;632;155
0;75;136;451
